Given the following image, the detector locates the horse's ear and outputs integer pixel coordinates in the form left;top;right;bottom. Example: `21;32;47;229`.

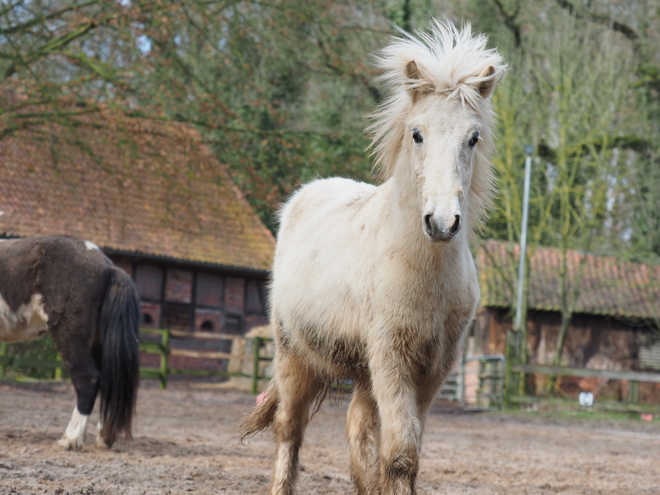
405;60;434;101
405;60;421;80
476;65;498;99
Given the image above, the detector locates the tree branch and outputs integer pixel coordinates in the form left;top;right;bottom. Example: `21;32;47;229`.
4;20;100;79
0;0;100;36
492;0;522;48
555;0;638;41
316;36;381;102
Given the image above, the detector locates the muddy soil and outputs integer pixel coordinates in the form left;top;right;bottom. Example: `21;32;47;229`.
0;380;658;495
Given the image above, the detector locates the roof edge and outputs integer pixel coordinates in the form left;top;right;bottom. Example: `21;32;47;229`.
104;248;271;279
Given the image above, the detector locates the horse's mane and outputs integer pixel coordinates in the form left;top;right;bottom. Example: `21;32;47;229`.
367;20;506;233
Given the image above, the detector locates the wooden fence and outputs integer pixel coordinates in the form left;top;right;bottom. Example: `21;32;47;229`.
437;354;505;410
7;332;658;413
0;329;273;393
139;328;273;391
509;364;660;413
0;341;64;380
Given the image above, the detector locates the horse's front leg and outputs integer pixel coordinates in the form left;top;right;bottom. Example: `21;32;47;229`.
370;355;423;495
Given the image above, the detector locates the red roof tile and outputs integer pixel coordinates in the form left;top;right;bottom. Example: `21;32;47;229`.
0;105;275;271
477;240;660;320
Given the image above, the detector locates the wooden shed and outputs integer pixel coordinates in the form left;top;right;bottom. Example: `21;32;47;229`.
474;240;660;402
0;102;275;374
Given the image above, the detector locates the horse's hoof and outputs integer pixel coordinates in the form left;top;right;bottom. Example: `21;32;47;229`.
57;437;82;451
94;435;111;450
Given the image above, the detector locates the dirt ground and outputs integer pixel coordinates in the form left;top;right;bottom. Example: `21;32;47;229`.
0;380;658;495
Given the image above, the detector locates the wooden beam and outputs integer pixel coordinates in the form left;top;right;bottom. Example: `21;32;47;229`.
512;364;660;383
509;395;659;414
169;329;248;341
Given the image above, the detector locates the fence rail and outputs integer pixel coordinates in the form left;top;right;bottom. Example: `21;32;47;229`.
139;328;273;390
0;341;64;380
0;329;272;392
511;364;660;383
509;364;660;413
11;330;657;413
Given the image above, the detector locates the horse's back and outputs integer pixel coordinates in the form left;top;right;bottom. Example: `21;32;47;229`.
276;177;380;270
279;177;377;231
0;235;115;343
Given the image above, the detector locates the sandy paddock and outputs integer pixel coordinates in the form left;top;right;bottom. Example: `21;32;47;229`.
0;380;658;495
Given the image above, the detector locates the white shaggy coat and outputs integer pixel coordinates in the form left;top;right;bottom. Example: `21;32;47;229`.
240;20;505;495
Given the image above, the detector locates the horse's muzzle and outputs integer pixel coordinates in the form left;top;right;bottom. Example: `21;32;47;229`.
423;212;461;242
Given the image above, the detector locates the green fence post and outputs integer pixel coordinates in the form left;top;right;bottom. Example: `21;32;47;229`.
159;330;170;389
252;337;262;395
0;342;7;378
54;353;63;380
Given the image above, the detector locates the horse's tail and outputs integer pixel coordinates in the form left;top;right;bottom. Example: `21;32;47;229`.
239;379;279;441
98;266;140;447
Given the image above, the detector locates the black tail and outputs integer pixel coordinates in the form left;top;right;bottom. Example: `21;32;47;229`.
99;266;140;447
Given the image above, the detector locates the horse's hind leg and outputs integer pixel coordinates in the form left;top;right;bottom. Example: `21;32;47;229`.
56;341;100;450
346;381;380;495
271;352;324;495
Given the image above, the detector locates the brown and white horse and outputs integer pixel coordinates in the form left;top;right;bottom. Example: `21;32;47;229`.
240;21;505;495
0;235;140;450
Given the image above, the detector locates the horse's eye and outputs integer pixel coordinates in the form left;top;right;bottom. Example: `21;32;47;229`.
412;130;423;144
468;132;479;148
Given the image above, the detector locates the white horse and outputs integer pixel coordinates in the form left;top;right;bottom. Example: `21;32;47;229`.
241;20;505;495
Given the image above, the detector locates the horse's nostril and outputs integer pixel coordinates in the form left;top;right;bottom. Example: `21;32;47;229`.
449;214;462;234
424;214;433;232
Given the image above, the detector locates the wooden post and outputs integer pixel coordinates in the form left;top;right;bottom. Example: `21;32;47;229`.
504;330;520;409
627;381;640;404
54;353;63;380
251;337;262;395
159;329;170;389
459;349;466;407
0;342;7;378
228;336;245;374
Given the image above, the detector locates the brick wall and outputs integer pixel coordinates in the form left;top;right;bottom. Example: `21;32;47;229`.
134;264;164;301
114;257;269;336
196;272;223;308
224;277;245;312
245;279;264;313
114;261;134;277
165;269;193;303
195;308;223;332
140;301;162;328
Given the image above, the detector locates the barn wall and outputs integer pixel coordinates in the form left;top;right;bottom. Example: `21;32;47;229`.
474;306;660;402
110;255;268;335
475;307;647;368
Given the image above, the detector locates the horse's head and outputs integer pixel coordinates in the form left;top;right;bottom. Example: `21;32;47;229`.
368;20;505;243
405;61;498;243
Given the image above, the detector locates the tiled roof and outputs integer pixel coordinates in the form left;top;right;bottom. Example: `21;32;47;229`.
477;240;660;320
0;104;275;272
